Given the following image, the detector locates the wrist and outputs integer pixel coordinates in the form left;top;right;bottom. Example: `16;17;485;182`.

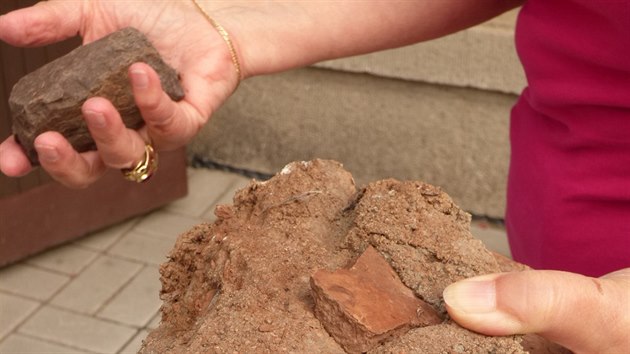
190;1;324;78
191;1;254;80
191;0;242;86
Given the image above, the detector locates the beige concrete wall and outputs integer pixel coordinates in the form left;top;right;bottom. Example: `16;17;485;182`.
189;10;525;219
315;10;524;95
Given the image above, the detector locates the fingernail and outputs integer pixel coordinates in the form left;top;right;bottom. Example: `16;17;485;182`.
443;279;496;314
84;110;106;128
131;68;149;89
36;144;59;162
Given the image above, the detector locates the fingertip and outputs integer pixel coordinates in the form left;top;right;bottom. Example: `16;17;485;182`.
82;96;115;113
34;133;105;189
443;273;523;336
129;62;154;91
131;62;166;98
130;63;181;136
446;269;627;354
0;137;33;177
34;131;66;147
129;62;158;76
0;3;80;47
129;62;153;74
444;271;561;336
0;11;22;44
34;132;66;164
82;98;121;132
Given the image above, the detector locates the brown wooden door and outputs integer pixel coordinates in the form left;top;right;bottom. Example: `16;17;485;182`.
0;0;188;267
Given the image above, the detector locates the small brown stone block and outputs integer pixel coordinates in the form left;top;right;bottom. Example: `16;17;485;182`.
310;246;442;353
9;27;185;164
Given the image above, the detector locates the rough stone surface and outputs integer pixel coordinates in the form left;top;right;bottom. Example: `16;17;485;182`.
310;246;442;353
10;27;184;164
141;159;564;353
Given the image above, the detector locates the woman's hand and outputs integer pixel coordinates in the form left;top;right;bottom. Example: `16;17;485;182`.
0;0;240;188
444;268;630;353
0;0;523;188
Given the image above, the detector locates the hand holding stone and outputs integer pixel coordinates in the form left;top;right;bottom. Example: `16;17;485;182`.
0;0;241;188
10;28;185;165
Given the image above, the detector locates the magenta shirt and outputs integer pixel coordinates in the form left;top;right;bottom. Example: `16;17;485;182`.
507;0;630;276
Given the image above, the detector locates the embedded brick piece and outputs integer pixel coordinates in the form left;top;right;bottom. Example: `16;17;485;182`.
10;27;184;164
310;246;442;353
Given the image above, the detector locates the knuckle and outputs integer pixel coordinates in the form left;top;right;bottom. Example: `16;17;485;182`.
138;95;162;112
148;110;178;136
135;86;164;112
105;157;135;170
102;137;143;169
92;130;116;144
92;123;130;148
69;179;91;189
150;116;176;135
48;169;89;189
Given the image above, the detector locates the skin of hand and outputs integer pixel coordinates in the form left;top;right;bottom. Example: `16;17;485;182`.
0;0;523;188
443;268;630;354
0;1;239;187
2;4;627;352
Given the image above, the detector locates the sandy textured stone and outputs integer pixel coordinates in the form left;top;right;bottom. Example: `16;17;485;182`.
10;27;184;164
141;159;561;353
311;246;442;353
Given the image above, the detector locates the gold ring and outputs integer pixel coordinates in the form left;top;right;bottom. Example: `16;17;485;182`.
121;143;158;183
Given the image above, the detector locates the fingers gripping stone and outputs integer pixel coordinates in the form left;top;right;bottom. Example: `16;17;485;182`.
9;27;184;164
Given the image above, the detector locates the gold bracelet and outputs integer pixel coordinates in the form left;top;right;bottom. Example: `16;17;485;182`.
191;0;242;86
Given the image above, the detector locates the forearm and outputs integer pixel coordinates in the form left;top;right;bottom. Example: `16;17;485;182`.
200;0;524;77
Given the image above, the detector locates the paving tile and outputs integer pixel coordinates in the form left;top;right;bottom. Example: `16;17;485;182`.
75;219;137;251
0;293;40;340
97;266;162;327
202;175;253;221
107;231;175;266
470;222;511;258
50;255;142;314
166;169;240;217
133;210;202;241
0;264;69;301
26;244;99;276
118;329;150;354
19;306;135;354
0;333;87;354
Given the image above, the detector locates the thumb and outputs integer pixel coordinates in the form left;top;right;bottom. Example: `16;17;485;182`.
0;1;82;47
443;269;630;354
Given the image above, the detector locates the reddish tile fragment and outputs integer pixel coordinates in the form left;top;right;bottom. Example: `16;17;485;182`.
310;246;442;353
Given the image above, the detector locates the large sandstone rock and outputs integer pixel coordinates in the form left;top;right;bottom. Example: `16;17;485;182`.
141;159;568;353
10;27;184;164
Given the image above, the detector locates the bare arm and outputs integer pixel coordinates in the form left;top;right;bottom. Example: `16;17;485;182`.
0;0;522;187
202;0;524;77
